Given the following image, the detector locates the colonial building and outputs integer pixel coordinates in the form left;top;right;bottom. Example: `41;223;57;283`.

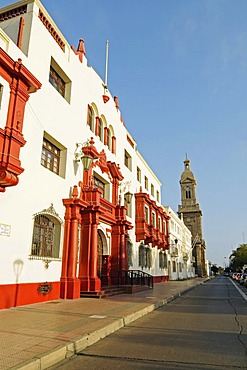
164;207;194;280
177;158;207;277
0;0;173;309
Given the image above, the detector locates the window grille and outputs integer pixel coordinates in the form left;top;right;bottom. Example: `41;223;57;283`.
31;214;61;258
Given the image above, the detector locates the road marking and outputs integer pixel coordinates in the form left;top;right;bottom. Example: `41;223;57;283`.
89;315;107;319
230;278;247;302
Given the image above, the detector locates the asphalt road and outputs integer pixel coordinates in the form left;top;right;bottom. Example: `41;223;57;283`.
50;276;247;369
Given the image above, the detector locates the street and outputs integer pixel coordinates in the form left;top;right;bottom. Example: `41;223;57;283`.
50;277;247;369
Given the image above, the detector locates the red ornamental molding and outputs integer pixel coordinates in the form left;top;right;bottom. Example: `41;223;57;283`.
38;10;65;50
102;94;110;103
0;48;41;192
60;141;131;298
135;190;170;250
0;5;27;22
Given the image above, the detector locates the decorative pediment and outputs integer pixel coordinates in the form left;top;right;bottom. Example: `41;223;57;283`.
180;177;196;184
107;162;124;181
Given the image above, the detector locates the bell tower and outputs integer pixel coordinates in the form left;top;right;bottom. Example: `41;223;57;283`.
178;157;207;276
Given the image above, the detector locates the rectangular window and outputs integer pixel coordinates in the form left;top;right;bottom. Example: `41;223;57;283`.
94;176;105;198
49;66;65;97
124;150;132;171
93;173;110;201
152;212;156;227
179;262;182;273
151;184;154;196
41;138;60;175
172;261;176;272
41;133;67;178
49;58;71;103
144;176;148;190
124;195;132;217
156;190;160;202
145;205;149;223
137;166;141;182
158;217;161;231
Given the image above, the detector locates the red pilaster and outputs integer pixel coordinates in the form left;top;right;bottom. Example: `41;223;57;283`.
60;191;85;299
90;214;101;291
78;212;91;291
0;49;41;191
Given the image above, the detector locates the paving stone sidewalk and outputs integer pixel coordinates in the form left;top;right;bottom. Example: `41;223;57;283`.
0;278;209;370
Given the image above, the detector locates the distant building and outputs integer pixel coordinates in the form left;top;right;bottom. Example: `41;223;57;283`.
164;207;195;280
177;158;207;277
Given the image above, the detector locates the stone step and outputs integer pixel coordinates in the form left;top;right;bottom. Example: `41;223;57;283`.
80;285;128;299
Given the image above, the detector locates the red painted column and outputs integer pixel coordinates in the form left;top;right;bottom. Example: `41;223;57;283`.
111;223;121;285
78;212;91;291
111;178;119;205
112;136;116;154
60;202;71;299
66;203;81;299
90;213;101;291
120;230;128;272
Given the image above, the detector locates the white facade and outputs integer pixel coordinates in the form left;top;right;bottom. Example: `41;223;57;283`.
0;0;165;294
0;0;196;308
164;207;195;280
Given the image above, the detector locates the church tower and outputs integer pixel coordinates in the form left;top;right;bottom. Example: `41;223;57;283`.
178;158;207;276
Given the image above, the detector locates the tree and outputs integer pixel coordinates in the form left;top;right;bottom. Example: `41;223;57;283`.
230;244;247;271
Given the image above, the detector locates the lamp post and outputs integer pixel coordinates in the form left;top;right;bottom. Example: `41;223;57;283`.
74;138;99;185
169;238;179;280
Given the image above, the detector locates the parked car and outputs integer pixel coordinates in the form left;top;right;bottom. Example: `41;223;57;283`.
239;274;247;285
232;272;240;280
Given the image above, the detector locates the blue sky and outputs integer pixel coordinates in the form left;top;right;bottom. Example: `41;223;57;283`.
2;0;247;266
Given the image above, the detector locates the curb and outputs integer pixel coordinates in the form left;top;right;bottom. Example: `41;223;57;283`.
13;280;207;370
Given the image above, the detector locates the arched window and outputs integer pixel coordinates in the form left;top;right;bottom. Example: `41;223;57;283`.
139;243;146;268
31;204;62;258
185;187;191;199
87;105;94;131
146;248;152;268
127;237;133;267
107;128;111;149
159;251;167;269
108;125;115;152
98;118;103;141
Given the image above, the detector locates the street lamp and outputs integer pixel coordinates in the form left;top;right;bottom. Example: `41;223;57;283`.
74;138;98;172
124;191;133;204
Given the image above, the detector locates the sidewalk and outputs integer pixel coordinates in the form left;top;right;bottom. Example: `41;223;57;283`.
0;277;209;370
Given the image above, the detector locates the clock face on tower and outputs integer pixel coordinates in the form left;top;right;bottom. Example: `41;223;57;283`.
186;217;191;222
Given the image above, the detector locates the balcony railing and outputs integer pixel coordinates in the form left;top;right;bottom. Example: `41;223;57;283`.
124;269;153;288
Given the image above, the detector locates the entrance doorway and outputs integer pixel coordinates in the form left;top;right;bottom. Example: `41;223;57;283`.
97;229;110;285
97;231;104;278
